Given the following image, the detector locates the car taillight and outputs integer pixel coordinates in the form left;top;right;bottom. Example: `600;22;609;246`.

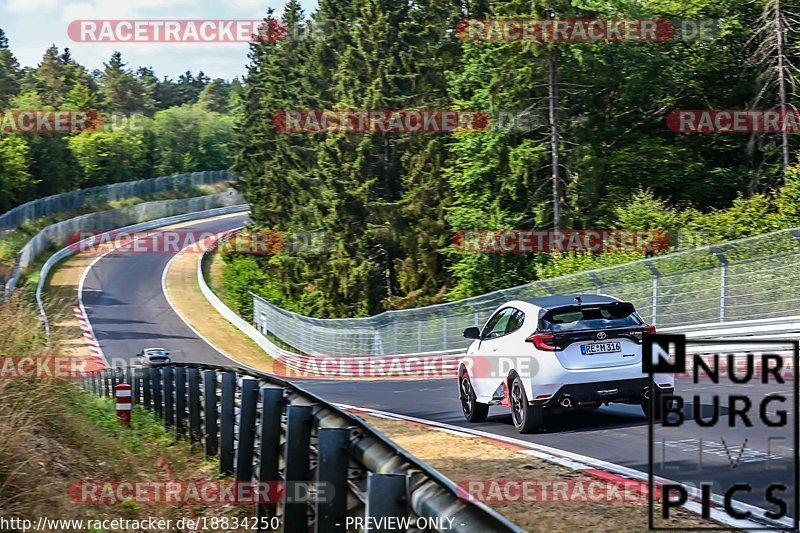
526;333;556;351
644;325;656;334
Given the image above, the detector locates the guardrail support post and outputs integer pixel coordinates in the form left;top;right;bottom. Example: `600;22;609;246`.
132;368;140;406
315;428;350;533
258;388;284;524
142;367;151;410
174;367;187;436
235;379;259;482
282;404;313;533
163;366;174;429
219;372;236;475
366;473;408;528
187;368;202;443
152;367;163;419
203;370;218;457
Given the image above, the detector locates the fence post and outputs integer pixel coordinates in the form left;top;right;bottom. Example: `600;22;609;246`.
711;247;729;323
442;312;448;351
152;367;163;419
258;388;284;524
163;366;174;429
282;404;313;533
315;428;350;533
174;367;187;436
203;370;218;457
644;261;660;326
187;368;202;443
235;379;260;482
366;473;408;526
219;372;236;475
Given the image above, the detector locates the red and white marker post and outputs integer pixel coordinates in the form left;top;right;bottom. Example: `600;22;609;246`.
115;382;132;427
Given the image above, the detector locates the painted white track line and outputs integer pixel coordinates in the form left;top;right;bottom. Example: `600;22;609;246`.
339;404;791;531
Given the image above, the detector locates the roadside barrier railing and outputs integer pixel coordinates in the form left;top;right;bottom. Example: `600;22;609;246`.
83;363;520;533
250;228;800;357
0;169;236;235
35;203;250;338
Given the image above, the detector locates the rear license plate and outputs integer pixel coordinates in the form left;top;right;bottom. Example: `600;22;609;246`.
580;342;621;355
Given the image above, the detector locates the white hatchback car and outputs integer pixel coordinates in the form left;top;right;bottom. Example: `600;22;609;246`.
458;294;674;433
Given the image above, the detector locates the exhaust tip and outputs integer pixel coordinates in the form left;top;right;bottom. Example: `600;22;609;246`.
559;395;573;408
643;387;651;400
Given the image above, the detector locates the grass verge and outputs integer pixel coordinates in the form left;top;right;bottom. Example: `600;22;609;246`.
0;295;249;527
357;413;730;532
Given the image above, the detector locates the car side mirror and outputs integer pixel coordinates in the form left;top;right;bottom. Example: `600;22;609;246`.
136;353;143;357
463;327;481;340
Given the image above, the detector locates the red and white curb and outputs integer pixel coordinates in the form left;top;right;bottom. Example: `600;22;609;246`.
73;305;106;368
340;404;787;531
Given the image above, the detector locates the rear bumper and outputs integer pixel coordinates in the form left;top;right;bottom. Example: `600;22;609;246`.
541;378;673;407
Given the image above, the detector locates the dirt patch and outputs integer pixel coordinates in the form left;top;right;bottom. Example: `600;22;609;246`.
357;413;730;533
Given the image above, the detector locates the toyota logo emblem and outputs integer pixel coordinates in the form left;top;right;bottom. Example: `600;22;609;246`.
596;332;607;340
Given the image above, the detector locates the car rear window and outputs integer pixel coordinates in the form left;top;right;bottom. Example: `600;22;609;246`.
539;303;643;332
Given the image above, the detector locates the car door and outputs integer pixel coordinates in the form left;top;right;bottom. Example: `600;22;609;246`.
471;307;516;399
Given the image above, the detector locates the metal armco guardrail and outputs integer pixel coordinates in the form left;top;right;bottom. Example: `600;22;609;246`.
84;363;520;533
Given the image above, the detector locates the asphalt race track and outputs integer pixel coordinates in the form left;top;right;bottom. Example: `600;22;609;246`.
78;215;797;521
80;215;249;368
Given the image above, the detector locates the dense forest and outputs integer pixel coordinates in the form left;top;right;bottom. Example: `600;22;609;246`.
3;0;800;321
227;0;800;320
0;29;237;212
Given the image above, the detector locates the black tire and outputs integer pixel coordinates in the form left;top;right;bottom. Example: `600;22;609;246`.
510;376;543;433
460;373;488;423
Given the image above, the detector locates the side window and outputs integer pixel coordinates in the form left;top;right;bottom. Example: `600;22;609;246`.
482;308;514;339
505;309;525;335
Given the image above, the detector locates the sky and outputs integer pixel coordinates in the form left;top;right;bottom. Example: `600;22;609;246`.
0;0;318;80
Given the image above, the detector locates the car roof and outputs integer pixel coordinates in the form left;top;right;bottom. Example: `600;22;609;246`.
144;348;166;353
